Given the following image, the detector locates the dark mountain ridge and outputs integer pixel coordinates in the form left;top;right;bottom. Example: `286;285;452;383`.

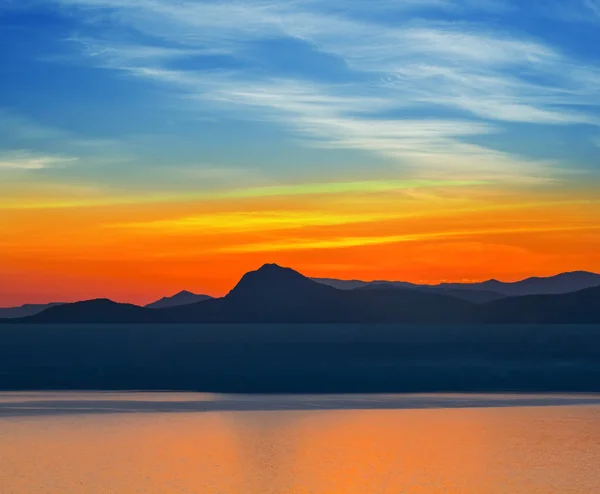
4;265;599;324
440;270;600;296
145;290;213;309
315;270;600;298
21;299;153;324
480;285;600;324
357;282;504;304
0;302;65;319
154;264;474;324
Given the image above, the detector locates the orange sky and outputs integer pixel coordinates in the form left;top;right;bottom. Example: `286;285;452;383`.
2;179;599;306
3;0;600;308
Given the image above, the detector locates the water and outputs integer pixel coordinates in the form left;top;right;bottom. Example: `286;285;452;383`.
1;393;599;493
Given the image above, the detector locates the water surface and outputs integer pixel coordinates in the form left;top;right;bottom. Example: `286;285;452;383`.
1;393;599;493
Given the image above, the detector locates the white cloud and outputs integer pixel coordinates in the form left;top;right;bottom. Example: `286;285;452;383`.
51;0;600;181
0;151;78;170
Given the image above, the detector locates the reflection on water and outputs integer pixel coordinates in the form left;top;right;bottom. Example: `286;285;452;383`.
1;393;599;493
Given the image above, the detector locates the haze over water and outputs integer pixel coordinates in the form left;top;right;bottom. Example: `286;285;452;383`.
1;393;600;493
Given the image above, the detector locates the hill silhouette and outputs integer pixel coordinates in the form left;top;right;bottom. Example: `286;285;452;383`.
4;265;600;324
0;302;65;319
22;299;153;324
357;282;504;303
441;271;600;296
2;265;600;393
145;290;213;309
12;264;474;324
480;285;600;323
162;263;477;323
315;270;600;298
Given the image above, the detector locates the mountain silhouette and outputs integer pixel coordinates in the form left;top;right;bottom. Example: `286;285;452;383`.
156;263;348;323
145;290;213;309
439;271;600;296
123;263;474;324
0;302;65;319
314;271;600;298
356;282;504;303
480;285;600;323
21;299;153;324
4;265;599;324
311;278;371;290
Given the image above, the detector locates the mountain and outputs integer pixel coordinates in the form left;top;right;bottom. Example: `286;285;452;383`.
314;278;504;303
156;263;345;323
357;282;504;304
480;285;600;324
19;299;153;324
4;265;599;324
156;264;475;324
311;278;370;290
9;264;474;324
145;290;213;309
439;271;600;297
0;303;65;319
313;271;600;298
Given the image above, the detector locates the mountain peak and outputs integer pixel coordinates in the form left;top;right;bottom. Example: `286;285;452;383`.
226;264;323;300
250;263;305;279
256;263;289;272
145;290;213;309
175;290;195;296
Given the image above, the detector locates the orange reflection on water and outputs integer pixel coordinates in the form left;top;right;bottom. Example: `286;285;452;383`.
1;401;600;493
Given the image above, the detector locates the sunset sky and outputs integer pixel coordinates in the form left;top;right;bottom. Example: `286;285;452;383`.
1;0;600;306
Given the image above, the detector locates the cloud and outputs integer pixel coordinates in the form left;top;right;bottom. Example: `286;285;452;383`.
222;178;486;197
106;210;405;234
0;151;78;170
0;109;125;155
0;176;482;210
0;110;66;141
221;224;600;253
46;0;600;181
122;70;558;180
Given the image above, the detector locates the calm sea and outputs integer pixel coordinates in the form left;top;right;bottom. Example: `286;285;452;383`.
1;393;599;493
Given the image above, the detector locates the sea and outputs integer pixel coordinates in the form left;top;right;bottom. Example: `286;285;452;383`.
1;392;599;493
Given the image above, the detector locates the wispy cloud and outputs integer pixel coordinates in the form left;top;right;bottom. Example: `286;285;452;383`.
0;150;78;170
106;210;405;233
0;109;126;156
222;224;600;253
0;177;482;209
45;0;600;181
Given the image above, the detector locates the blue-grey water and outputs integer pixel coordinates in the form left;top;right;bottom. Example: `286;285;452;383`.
1;393;599;493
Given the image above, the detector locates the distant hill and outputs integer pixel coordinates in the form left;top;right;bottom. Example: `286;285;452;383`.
314;271;600;298
439;271;600;297
0;303;65;319
4;266;599;324
311;278;371;290
166;263;476;324
480;285;600;324
145;290;213;309
20;299;153;324
12;264;474;324
357;282;504;304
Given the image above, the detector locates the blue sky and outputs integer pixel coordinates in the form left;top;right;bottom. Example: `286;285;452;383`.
1;0;600;199
3;0;600;305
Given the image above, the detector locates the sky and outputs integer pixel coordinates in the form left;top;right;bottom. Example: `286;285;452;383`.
1;0;600;306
